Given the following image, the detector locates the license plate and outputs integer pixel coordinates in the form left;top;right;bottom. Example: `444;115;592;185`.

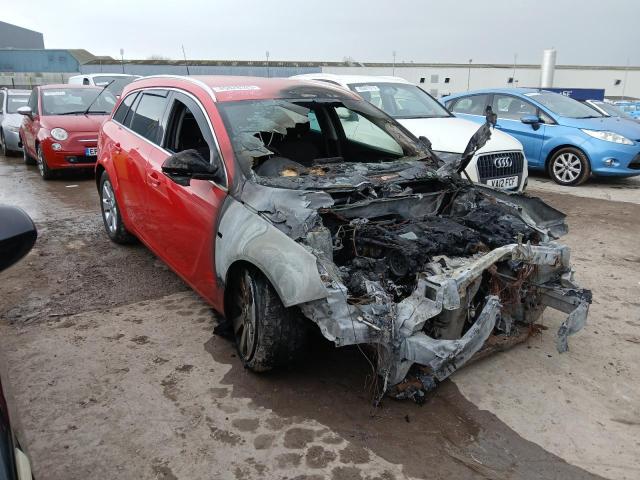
487;176;518;189
85;147;98;157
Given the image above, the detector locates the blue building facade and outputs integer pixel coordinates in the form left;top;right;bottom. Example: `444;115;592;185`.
0;49;80;73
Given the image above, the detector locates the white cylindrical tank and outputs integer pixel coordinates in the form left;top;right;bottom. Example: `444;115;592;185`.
540;49;557;88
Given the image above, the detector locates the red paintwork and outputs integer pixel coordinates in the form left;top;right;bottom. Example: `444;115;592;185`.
20;84;110;170
98;76;349;313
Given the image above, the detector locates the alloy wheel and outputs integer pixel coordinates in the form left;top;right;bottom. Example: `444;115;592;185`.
0;133;6;156
101;180;118;234
552;152;582;184
231;271;258;360
36;148;45;177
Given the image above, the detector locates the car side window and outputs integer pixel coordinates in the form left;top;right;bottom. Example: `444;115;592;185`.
113;92;138;126
450;94;490;116
163;91;225;185
129;90;169;144
28;89;38;114
0;91;5;113
334;106;403;155
492;94;537;120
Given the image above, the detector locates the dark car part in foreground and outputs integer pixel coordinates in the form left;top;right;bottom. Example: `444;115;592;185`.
0;205;36;479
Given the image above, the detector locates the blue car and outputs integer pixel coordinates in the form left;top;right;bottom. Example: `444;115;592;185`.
614;101;640;120
442;88;640;185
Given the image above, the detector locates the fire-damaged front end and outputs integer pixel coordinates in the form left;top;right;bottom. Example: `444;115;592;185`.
214;90;590;401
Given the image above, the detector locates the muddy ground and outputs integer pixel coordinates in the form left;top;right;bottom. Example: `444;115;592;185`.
0;154;638;480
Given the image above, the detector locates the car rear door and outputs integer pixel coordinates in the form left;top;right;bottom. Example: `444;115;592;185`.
102;90;159;231
491;94;547;165
142;89;227;305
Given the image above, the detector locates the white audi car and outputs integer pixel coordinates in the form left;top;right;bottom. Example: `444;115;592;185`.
293;74;528;191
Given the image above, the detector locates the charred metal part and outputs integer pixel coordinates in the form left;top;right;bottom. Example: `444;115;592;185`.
215;196;328;307
215;96;591;401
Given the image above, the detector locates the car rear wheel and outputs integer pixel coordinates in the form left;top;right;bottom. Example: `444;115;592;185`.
228;267;307;372
22;139;35;165
36;145;54;180
99;171;136;244
0;131;7;156
548;148;590;186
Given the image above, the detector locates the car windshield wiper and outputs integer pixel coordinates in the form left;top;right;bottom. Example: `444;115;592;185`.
575;115;601;119
57;111;87;115
85;110;110;114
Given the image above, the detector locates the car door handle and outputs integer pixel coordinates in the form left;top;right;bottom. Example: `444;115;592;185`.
147;171;162;187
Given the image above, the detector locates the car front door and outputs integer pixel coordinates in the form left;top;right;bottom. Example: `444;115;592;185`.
491;94;547;166
143;90;227;306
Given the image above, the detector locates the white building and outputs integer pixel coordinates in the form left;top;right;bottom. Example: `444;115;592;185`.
321;63;640;99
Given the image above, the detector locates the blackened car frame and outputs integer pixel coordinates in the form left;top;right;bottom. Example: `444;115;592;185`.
97;77;591;403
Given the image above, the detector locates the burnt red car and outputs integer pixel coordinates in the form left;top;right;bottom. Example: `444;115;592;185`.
96;76;588;401
18;84;117;179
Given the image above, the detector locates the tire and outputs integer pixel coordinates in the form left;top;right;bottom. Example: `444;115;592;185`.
99;170;136;244
228;266;307;372
36;145;54;180
22;138;36;165
0;131;7;156
547;147;590;186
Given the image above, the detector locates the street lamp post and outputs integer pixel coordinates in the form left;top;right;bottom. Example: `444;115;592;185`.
266;51;270;78
467;58;472;91
392;50;397;76
120;48;125;74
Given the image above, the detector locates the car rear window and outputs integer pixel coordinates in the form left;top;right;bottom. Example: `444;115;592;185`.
129;90;169;144
113;92;138;126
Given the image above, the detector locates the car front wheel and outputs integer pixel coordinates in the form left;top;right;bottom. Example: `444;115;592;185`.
99;171;135;244
548;148;590;186
36;145;54;180
229;267;307;372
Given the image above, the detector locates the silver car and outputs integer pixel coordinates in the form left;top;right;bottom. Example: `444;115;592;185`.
0;88;31;156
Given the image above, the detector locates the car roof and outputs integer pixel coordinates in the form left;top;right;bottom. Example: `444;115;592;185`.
69;73;139;79
0;88;30;95
443;87;543;100
125;75;361;103
38;84;103;90
292;73;412;87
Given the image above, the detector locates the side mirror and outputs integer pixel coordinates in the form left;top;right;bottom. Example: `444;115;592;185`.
17;106;32;118
162;149;221;187
0;205;37;272
521;114;541;130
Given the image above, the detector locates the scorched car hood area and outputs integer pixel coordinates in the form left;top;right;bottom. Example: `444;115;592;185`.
214;96;591;403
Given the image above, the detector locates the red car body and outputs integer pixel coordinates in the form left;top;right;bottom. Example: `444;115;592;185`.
19;84;114;176
96;76;313;311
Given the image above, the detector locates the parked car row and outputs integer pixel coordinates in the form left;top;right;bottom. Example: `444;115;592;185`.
443;88;640;185
293;74;529;191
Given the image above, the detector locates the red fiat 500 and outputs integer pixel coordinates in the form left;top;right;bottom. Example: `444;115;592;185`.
18;84;116;179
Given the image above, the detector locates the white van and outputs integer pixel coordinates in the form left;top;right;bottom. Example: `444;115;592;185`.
68;74;141;96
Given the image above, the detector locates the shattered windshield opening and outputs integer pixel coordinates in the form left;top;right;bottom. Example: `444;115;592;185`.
217;98;438;190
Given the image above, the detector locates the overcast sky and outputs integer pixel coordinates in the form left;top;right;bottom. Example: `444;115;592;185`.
4;0;639;65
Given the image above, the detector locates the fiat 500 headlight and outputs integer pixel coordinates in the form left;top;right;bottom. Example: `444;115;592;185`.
50;128;68;141
581;129;633;145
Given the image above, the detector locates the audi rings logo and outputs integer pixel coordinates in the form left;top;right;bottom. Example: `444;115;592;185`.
493;156;513;168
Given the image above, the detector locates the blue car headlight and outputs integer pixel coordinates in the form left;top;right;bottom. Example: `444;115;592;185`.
581;129;634;145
